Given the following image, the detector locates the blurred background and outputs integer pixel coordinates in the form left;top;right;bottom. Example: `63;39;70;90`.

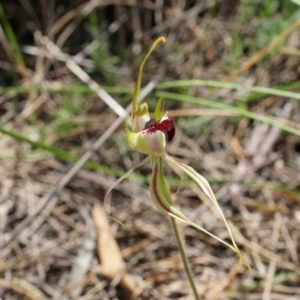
1;0;300;299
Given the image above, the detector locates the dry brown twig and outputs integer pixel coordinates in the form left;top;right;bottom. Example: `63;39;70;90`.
92;203;139;297
0;277;48;300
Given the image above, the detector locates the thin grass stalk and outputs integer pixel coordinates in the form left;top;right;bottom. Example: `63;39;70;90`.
0;3;26;79
170;216;200;300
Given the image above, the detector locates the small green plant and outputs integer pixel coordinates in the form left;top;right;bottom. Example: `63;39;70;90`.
224;0;300;72
105;37;249;299
85;13;121;86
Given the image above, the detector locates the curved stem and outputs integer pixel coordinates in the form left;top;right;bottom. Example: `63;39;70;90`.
170;216;200;300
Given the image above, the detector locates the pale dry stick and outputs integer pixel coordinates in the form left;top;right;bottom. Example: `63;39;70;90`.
19;26;120;129
230;221;296;271
4;94;48;130
251;214;267;276
0;81;156;250
25;19;125;116
264;295;300;300
66;60;127;118
206;262;243;299
34;30;127;118
37;0;154;78
22;45;95;68
231;102;292;186
278;216;299;264
264;187;299;266
280;47;300;56
81;281;109;300
69;204;96;298
0;278;48;300
230;104;293;273
272;284;300;295
262;190;281;300
65;240;159;297
37;15;127;73
92;203;138;297
262;260;277;300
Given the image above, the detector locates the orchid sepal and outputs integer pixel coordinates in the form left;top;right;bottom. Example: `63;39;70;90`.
103;156;151;226
148;155;249;269
165;154;251;269
131;37;166;122
154;97;165;121
149;157;173;214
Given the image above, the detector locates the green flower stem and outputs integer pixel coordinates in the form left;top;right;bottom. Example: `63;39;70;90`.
170;216;200;300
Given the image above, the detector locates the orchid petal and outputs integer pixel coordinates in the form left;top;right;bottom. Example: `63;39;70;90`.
165;154;250;269
126;127;166;156
104;156;150;225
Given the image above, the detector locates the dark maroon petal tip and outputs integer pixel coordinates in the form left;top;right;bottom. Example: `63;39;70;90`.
144;116;175;142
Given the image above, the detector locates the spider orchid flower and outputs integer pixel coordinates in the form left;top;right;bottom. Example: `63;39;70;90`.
105;37;249;268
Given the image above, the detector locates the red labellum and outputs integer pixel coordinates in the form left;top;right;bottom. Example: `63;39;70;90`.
144;116;175;142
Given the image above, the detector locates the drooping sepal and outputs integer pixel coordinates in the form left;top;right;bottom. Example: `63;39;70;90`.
149;157;244;261
165;154;251;269
149;157;173;213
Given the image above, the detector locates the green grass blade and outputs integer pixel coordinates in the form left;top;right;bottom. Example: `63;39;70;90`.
0;125;119;176
0;85;133;95
240;81;300;103
229;268;300;295
0;3;25;69
157;80;300;100
156;91;300;137
2;125;299;204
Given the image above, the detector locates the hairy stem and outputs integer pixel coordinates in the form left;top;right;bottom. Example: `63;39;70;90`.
170;216;200;300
